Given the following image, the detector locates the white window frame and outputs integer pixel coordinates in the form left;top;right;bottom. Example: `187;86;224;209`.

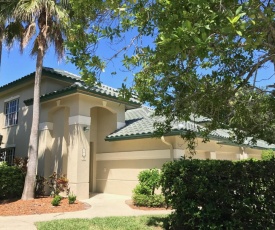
4;98;19;127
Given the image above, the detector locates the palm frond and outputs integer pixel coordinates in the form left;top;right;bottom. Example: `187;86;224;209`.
4;0;69;61
30;36;39;56
21;22;36;52
48;23;64;60
0;23;4;66
5;21;24;50
13;0;42;21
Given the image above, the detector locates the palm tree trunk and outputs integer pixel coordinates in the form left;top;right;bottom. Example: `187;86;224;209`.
21;46;44;200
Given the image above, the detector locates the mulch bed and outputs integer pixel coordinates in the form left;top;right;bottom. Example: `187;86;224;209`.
0;197;170;216
0;196;90;216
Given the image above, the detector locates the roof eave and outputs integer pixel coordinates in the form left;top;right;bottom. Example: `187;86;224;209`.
0;68;81;94
24;86;141;108
106;129;273;150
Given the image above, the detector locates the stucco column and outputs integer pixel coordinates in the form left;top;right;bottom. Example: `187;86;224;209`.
67;115;90;199
38;122;53;177
210;151;216;159
117;110;125;129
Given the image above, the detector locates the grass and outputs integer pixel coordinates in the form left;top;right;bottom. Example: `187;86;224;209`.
36;215;168;230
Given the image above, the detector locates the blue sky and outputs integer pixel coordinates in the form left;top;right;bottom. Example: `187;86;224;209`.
0;41;135;89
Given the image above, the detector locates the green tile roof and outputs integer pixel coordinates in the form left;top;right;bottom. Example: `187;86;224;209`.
106;107;275;150
106;107;219;140
42;68;139;104
1;67;140;107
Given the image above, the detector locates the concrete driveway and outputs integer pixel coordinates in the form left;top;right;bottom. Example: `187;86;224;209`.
0;193;172;230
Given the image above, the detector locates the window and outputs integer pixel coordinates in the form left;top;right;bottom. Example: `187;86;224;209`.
5;98;19;126
0;147;15;165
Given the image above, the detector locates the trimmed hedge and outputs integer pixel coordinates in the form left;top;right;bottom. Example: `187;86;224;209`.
132;194;165;207
161;159;275;229
0;163;25;199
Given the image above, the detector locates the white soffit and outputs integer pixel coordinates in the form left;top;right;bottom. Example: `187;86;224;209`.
69;115;91;126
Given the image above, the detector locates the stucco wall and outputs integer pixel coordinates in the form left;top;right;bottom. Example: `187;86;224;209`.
0;88;33;158
0;74;72;158
96;136;264;195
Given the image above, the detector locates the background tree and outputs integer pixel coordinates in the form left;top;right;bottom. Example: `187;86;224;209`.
68;0;275;148
2;0;69;200
0;2;18;65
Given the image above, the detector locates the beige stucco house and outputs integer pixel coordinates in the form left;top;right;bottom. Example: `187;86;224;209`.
0;67;274;199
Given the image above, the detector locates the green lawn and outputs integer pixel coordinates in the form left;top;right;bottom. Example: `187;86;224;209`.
35;215;168;230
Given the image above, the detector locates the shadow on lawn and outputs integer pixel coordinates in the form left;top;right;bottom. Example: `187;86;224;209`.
146;216;170;229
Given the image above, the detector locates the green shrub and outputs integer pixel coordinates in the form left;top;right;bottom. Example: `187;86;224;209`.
0;162;25;199
161;158;275;229
132;184;151;196
132;194;165;207
137;168;161;195
68;193;77;204
132;168;166;207
261;149;274;160
51;195;62;206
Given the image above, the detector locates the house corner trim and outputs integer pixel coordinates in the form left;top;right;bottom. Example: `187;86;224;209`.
39;122;53;130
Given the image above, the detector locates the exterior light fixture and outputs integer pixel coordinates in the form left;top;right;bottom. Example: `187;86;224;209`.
83;126;89;132
82;148;86;158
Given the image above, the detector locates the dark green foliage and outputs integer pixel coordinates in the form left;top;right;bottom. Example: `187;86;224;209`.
261;149;274;161
132;168;166;207
68;193;76;204
0;162;25;199
68;0;275;150
35;175;47;197
51;195;62;206
161;159;275;229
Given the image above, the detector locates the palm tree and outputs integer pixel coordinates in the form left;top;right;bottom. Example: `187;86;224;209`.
4;0;69;200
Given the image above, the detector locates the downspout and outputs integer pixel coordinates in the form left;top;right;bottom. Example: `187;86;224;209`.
161;136;174;161
240;147;247;160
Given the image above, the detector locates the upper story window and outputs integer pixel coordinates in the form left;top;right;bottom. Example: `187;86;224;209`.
5;98;19;127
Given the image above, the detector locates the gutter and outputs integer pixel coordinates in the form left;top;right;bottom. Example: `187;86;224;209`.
161;136;174;161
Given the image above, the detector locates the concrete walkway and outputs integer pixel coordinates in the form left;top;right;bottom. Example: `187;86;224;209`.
0;193;172;230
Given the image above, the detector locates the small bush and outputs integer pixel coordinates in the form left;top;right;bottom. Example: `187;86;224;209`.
132;194;166;207
132;168;166;207
35;175;47;197
0;162;25;199
47;172;69;196
137;168;161;195
68;193;77;204
261;149;274;160
13;157;28;173
51;195;62;206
